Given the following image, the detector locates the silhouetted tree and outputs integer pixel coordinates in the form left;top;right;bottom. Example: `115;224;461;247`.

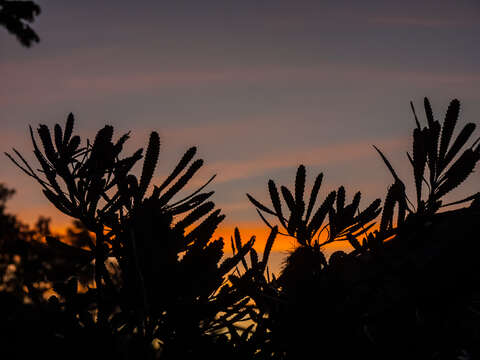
0;0;40;47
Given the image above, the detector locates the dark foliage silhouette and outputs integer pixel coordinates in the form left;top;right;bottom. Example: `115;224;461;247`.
0;0;40;46
242;98;480;359
5;115;264;359
1;97;479;359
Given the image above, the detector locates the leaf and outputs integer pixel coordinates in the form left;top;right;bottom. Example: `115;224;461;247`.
354;198;382;224
380;184;398;233
157;146;196;194
261;226;278;270
250;248;259;268
43;189;73;216
347;233;362;251
336;186;345;212
439;99;460;164
111;132;131;159
234;227;249;271
54;124;63;153
349;191;361;218
220;231;255;274
435;149;479;200
63;113;75;147
37;124;57;163
166;174;217;208
426;121;440;185
295;165;306;207
412;127;427;207
137;131;160;203
280;186;296;212
442;123;476;172
268;180;287;229
441;192;480;207
158;159;203;207
168;191;214;215
305;172;323;223
410;101;421;129
183;209;224;249
173;201;215;232
65;135;81;158
424;97;435;128
307;190;336;240
373;145;402;184
246;194;277;216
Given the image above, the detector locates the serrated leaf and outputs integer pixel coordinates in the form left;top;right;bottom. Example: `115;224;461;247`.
234;227;249;271
354;198;381;224
439;99;460;164
184;209;224;249
424;97;435;128
442;123;476;172
137;131;160;203
268;180;287;230
307;190;336;240
158;159;203;207
347;233;362;251
337;186;345;212
435;149;479;200
305;172;323;222
157;146;196;194
219;233;255;274
280;186;296;212
295;165;306;206
250;248;259;268
37;125;57;163
63;113;74;147
413;127;427;207
168;191;214;215
173;201;215;232
261;226;278;270
54;124;63;153
380;184;396;233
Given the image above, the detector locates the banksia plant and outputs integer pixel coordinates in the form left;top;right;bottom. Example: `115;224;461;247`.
5;114;259;358
375;98;480;221
247;165;381;248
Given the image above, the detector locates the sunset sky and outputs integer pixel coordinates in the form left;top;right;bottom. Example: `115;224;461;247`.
1;1;480;264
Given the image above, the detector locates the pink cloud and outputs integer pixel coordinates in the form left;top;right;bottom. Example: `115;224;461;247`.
208;136;406;184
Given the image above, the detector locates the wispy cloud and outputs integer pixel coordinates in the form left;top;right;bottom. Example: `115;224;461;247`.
3;55;480;107
208;136;405;184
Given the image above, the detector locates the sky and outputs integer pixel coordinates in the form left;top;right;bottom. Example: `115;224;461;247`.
1;0;480;268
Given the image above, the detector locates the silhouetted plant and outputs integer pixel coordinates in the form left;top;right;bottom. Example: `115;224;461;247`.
375;98;480;220
247;165;381;248
243;98;480;360
5;114;258;358
2;97;480;359
0;0;40;47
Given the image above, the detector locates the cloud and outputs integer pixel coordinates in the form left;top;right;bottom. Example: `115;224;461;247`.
3;53;480;108
208;136;405;184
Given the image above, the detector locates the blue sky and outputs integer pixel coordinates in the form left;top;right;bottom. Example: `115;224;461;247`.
1;0;480;255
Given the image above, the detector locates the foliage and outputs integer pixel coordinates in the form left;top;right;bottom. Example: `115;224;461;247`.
5;114;260;358
247;166;381;248
0;0;40;47
1;97;480;359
